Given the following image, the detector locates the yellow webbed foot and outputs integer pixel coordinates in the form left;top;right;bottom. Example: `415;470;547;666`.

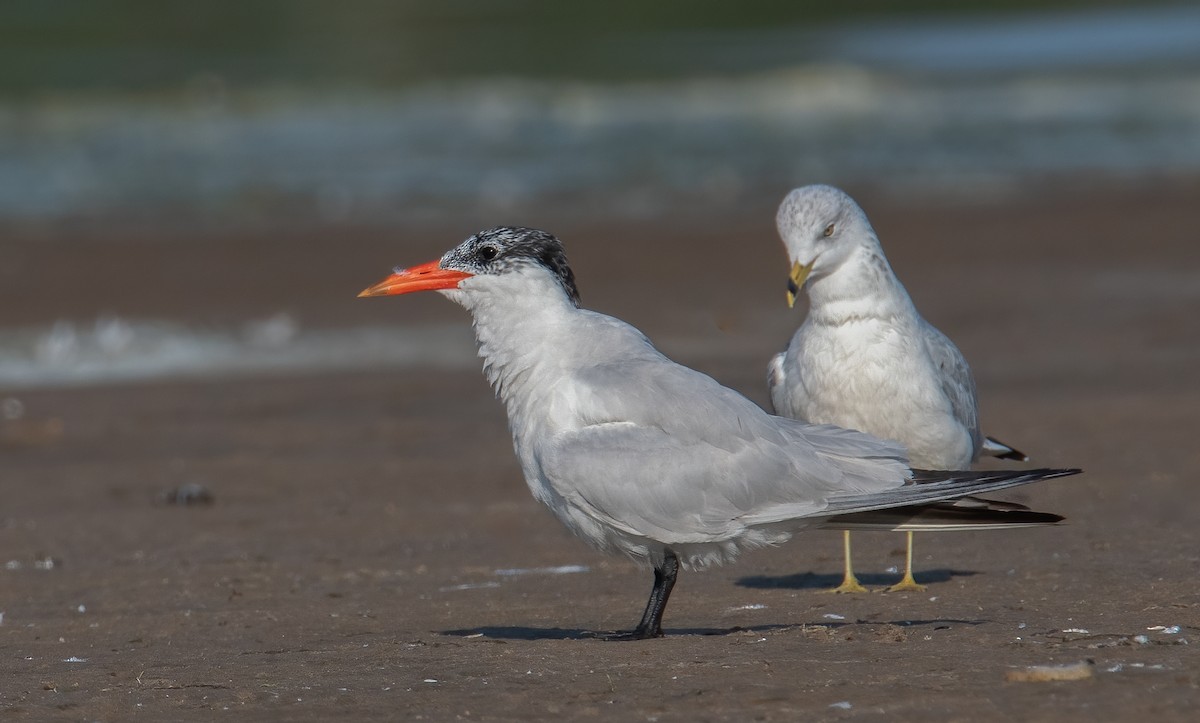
829;575;870;594
884;572;926;593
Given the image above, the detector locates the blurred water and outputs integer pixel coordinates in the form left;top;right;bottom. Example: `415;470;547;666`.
0;5;1197;223
827;5;1200;73
2;68;1198;222
3;5;1199;389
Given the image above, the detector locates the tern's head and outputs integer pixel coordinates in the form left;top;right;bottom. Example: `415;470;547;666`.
358;226;581;307
776;185;878;307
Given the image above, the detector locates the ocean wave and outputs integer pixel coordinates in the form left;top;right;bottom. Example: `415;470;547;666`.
1;62;1198;222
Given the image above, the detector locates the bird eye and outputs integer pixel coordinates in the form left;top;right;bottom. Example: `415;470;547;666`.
822;224;835;237
478;245;498;261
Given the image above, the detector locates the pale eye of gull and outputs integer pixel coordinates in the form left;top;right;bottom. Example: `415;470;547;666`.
822;224;835;238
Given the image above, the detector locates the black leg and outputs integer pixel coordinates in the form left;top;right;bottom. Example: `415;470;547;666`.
610;549;678;640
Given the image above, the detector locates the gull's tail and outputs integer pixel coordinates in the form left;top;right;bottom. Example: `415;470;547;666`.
982;436;1029;462
822;468;1079;517
822;496;1063;531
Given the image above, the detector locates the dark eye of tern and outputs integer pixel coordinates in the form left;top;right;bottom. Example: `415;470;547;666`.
478;245;498;261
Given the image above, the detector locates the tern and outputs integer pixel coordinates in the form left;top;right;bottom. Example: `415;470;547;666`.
361;226;1075;639
771;185;1033;593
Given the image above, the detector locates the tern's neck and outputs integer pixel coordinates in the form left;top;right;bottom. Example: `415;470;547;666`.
457;272;581;414
804;245;914;325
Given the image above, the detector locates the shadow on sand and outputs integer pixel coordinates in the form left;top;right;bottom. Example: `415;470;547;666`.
442;624;798;641
735;568;978;590
441;617;986;641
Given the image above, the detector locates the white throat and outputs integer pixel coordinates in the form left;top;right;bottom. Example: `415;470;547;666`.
804;243;915;326
443;266;580;422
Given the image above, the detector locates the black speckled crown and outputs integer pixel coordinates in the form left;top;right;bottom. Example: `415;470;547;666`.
450;226;581;306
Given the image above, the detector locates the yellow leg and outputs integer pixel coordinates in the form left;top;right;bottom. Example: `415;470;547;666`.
828;530;869;593
885;531;927;592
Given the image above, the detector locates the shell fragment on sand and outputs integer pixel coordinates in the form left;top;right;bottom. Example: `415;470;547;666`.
1005;661;1094;682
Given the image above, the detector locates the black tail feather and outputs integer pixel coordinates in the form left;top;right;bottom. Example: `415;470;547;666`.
823;501;1064;531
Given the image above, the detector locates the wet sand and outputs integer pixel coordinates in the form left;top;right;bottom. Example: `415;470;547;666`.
3;182;1199;719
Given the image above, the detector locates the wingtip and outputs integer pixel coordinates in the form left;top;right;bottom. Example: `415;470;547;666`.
997;451;1031;462
824;505;1066;531
983;436;1029;462
1048;467;1083;477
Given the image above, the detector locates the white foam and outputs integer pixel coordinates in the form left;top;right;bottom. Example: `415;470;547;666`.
493;565;590;577
0;316;477;389
439;582;501;592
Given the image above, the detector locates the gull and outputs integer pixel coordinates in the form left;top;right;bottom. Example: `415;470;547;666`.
770;184;1032;593
360;226;1074;638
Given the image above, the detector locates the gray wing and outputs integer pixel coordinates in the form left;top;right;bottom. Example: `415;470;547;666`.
539;422;825;543
537;351;911;543
767;350;788;416
918;320;983;457
768;327;809;420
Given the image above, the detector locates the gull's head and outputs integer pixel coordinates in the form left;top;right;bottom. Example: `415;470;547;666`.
358;226;580;309
776;184;876;307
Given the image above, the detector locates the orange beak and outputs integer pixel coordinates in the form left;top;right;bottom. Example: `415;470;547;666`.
358;260;473;297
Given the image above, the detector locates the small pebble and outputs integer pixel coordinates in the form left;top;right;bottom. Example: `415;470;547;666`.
1;397;25;420
159;483;213;506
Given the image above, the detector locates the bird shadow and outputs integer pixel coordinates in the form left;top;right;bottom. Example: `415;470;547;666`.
441;618;985;641
442;626;596;641
441;624;799;641
735;568;978;590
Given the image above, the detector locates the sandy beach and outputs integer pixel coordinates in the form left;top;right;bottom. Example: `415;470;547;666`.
3;181;1199;719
